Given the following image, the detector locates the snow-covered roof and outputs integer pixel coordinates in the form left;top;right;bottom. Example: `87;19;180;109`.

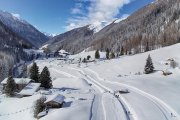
19;83;41;96
58;49;69;54
1;78;32;85
45;94;65;104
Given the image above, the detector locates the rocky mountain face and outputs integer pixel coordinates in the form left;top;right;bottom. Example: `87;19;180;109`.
0;10;49;48
47;0;180;54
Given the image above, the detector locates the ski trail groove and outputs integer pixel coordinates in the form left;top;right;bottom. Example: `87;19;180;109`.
70;67;134;120
86;68;180;120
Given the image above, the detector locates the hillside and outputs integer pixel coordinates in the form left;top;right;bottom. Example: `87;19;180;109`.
0;43;180;120
46;25;94;53
0;20;32;81
46;0;180;54
0;10;49;48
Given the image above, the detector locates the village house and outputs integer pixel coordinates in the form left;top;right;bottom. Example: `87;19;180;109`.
19;83;41;97
58;49;70;58
44;94;65;108
1;78;32;92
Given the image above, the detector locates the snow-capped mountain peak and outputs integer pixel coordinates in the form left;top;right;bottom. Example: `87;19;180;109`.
0;10;49;48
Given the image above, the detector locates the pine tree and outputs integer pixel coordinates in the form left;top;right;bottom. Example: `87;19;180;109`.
30;62;39;83
5;76;17;97
145;42;150;52
120;46;124;56
82;58;87;63
144;55;154;74
39;66;52;89
110;52;115;59
106;48;110;59
87;55;91;60
95;50;100;59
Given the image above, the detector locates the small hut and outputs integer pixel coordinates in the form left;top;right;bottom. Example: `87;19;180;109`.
44;94;65;108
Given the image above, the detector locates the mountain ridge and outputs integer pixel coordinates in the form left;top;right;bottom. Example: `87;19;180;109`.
0;10;49;48
46;0;180;54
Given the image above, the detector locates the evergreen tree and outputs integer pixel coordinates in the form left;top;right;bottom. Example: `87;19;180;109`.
95;50;100;59
39;66;52;89
144;55;154;74
30;62;39;83
8;68;13;77
82;58;87;63
106;48;110;59
87;55;91;60
110;52;115;59
120;46;124;56
145;42;150;52
5;76;17;97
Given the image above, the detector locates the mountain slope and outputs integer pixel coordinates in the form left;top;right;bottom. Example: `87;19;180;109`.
0;10;49;48
46;25;94;53
91;0;180;53
47;0;180;54
0;20;32;49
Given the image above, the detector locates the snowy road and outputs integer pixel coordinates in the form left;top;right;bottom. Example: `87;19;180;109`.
84;68;180;120
36;58;180;120
70;67;133;120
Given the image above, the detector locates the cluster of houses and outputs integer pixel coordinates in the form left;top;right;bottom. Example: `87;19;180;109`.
1;78;40;96
47;49;71;59
1;77;65;109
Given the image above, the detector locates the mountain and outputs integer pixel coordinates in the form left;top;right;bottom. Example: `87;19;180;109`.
46;25;94;53
0;10;49;48
46;0;180;54
91;0;180;53
0;20;32;49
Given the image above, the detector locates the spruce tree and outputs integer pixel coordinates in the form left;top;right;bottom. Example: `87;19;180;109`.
120;46;124;56
110;52;115;59
106;48;110;59
5;76;17;97
87;55;91;60
30;62;39;83
95;50;100;59
145;42;150;52
144;55;154;74
82;58;87;63
39;66;52;89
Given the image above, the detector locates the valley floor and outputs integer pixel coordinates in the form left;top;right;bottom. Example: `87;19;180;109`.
1;44;180;120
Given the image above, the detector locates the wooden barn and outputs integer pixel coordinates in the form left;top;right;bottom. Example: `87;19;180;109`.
44;94;65;108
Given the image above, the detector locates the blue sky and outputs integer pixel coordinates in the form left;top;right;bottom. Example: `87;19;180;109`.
0;0;154;34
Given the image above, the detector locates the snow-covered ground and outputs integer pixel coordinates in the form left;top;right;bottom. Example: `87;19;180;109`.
0;43;180;120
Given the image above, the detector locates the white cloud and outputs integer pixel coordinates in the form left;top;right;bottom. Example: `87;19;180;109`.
71;8;82;14
71;3;84;14
66;0;132;31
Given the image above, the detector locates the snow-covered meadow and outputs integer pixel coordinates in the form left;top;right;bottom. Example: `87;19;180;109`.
0;43;180;120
